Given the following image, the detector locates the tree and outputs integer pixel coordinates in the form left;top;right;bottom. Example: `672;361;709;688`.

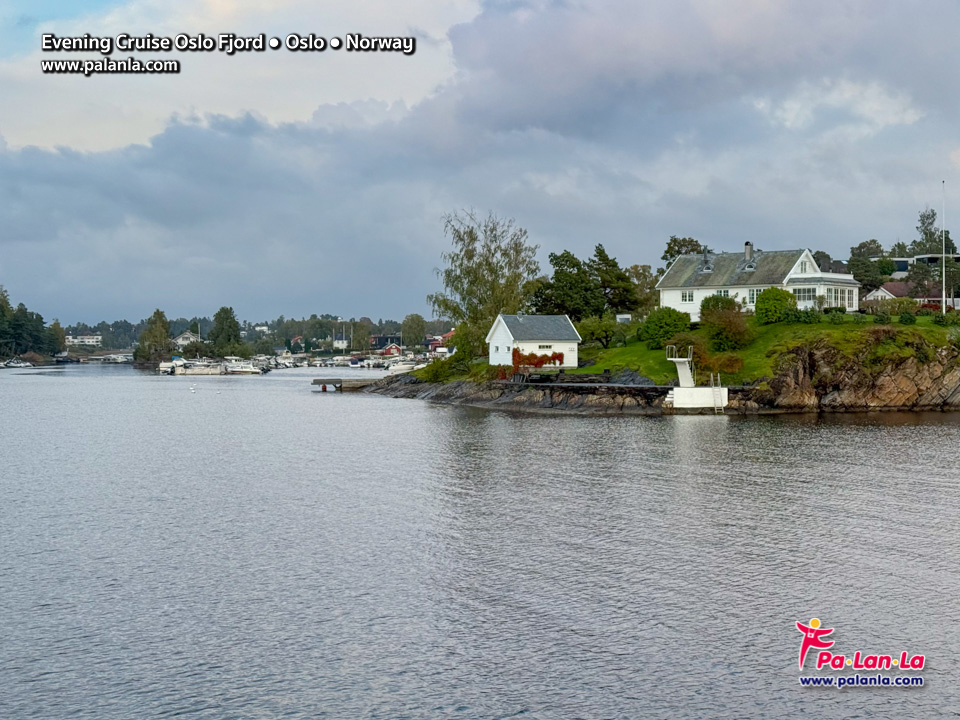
847;257;885;293
625;264;660;316
588;244;639;314
208;306;242;354
351;320;371;350
661;236;708;265
849;239;885;259
906;261;936;298
576;314;620;349
427;210;540;358
189;320;200;336
890;241;909;257
133;309;174;362
876;257;896;277
401;313;426;349
812;251;832;271
531;250;604;321
909;208;955;256
49;320;66;353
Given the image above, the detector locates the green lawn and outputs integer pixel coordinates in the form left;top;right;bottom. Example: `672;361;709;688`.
570;314;954;386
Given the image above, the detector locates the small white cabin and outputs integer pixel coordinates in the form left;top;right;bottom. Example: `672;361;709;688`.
486;314;581;368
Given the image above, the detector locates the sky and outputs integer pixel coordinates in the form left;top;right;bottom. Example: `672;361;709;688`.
2;0;960;325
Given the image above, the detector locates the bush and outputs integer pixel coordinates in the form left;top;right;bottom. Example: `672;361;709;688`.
889;297;919;315
421;358;453;383
917;306;935;316
853;313;868;324
899;310;917;325
700;295;739;315
933;312;948;326
701;308;751;351
755;287;797;325
702;352;744;375
640;307;691;349
828;312;845;325
825;306;847;314
665;332;709;366
874;311;891;324
784;308;821;324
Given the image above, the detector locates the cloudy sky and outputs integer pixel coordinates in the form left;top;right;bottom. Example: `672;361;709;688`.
2;0;960;324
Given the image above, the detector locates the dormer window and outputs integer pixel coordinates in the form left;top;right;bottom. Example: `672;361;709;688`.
701;263;714;273
744;262;756;271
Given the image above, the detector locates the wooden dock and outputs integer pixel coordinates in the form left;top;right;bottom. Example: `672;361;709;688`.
311;378;377;392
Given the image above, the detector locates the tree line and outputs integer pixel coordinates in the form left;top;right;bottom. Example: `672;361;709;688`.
0;286;65;358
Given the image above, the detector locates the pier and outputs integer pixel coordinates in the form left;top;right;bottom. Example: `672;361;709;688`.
311;377;377;392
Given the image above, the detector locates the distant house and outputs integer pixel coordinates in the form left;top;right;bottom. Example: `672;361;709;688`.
381;343;402;356
864;281;958;307
370;334;402;351
65;334;102;347
657;243;860;321
172;331;200;350
485;314;581;368
333;334;348;350
871;254;960;280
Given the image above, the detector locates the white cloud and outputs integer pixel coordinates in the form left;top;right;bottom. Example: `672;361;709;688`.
758;79;923;132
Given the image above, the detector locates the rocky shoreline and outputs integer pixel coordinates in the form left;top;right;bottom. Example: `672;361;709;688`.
365;337;960;415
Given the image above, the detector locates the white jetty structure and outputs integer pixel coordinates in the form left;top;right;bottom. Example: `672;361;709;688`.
664;345;728;413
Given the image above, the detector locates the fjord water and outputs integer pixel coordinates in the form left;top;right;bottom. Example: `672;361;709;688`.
2;365;957;719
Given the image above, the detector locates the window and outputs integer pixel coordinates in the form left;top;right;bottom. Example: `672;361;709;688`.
494;346;499;352
539;344;552;350
800;261;809;273
715;290;730;298
748;288;757;304
681;291;694;303
793;288;816;303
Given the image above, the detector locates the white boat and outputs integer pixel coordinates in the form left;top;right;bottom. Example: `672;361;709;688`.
387;361;418;375
4;358;33;368
224;361;262;375
175;361;224;375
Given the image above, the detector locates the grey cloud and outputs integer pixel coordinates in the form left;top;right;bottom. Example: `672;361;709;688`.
1;0;958;323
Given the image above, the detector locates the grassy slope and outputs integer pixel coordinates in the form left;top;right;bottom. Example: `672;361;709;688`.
569;315;953;386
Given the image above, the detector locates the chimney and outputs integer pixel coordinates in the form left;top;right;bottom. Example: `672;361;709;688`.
744;242;754;262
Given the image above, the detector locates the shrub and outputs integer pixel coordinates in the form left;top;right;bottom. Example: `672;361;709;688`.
665;332;709;366
701;308;751;351
825;306;847;314
784;308;821;324
640;307;691;349
874;311;891;324
512;347;564;374
421;358;453;383
889;297;919;315
899;310;916;325
702;352;744;375
933;312;948;326
755;287;797;324
828;312;845;325
917;306;935;316
700;294;739;315
853;313;868;324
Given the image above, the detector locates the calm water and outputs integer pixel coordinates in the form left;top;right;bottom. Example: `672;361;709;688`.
2;365;958;718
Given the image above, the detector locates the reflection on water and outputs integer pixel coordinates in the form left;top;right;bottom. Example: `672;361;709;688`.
1;365;957;718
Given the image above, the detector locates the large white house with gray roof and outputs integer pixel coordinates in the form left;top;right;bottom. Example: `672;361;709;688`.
656;243;861;321
486;314;581;368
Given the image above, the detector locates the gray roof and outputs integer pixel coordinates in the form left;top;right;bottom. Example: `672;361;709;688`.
657;249;805;288
499;314;580;342
786;275;860;287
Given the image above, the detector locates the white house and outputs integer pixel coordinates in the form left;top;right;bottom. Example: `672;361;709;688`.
485;314;581;368
65;334;102;347
172;331;201;351
657;243;861;321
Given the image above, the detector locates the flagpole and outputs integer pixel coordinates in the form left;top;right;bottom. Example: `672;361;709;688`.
943;180;947;314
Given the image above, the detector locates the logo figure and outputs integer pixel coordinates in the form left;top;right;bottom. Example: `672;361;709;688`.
797;617;834;669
